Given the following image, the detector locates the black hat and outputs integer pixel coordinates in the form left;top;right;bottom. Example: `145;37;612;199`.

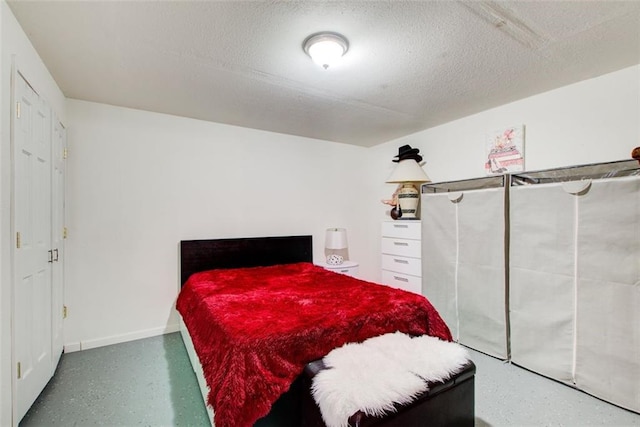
393;144;423;163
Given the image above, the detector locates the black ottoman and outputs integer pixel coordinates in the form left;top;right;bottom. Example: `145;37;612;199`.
301;359;476;427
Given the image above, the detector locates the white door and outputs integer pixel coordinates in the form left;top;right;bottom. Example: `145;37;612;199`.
51;117;66;368
14;72;53;422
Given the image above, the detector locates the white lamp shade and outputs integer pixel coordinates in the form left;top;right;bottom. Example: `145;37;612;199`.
303;33;348;69
308;41;343;67
386;159;431;183
325;228;348;249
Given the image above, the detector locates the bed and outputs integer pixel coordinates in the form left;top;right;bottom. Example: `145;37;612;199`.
177;235;474;427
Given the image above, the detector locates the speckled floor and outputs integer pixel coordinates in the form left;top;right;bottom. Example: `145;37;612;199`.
20;333;640;426
471;348;640;427
20;332;209;427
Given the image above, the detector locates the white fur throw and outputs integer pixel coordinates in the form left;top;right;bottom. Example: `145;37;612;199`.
311;332;470;427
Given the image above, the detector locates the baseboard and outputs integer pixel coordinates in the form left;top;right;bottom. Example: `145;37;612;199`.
63;323;180;353
63;342;82;353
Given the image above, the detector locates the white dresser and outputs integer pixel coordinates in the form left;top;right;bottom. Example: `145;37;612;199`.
380;220;422;294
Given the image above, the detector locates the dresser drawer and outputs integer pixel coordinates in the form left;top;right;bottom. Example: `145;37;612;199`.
381;237;421;258
381;254;422;276
381;221;421;240
381;270;422;295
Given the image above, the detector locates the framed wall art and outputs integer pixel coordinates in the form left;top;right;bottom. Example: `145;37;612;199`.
485;125;525;175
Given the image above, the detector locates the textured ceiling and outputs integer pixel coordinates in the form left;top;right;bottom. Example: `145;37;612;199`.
8;0;640;147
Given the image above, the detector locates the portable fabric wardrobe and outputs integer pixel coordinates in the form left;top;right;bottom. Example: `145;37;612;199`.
421;175;509;360
508;160;639;414
421;159;639;413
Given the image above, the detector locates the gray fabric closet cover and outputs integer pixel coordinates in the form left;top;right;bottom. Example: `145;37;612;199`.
509;184;575;382
422;194;458;337
575;176;639;413
510;175;639;413
422;187;508;359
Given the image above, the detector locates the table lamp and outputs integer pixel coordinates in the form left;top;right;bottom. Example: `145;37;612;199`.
324;228;349;264
386;159;431;219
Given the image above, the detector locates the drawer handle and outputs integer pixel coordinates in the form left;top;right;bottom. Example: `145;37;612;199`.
339;269;349;273
394;259;409;264
393;242;409;246
393;224;409;228
393;276;409;282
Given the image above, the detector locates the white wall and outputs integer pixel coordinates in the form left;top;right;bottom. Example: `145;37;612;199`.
0;1;66;424
63;100;372;350
369;65;640;280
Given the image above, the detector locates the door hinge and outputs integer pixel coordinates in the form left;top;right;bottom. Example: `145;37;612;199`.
63;148;68;159
16;102;21;119
16;232;21;249
63;227;68;239
63;305;68;319
17;362;21;379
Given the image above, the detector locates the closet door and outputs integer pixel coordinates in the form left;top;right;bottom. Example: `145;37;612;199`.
51;118;66;368
13;72;53;421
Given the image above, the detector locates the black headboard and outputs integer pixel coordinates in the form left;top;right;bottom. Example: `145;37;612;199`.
180;235;313;285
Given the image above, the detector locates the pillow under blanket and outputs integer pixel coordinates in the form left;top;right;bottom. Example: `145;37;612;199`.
311;332;470;427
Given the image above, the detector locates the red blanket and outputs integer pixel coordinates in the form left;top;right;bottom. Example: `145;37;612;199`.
176;262;451;427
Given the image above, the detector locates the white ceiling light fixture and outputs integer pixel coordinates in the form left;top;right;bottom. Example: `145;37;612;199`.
303;32;349;69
